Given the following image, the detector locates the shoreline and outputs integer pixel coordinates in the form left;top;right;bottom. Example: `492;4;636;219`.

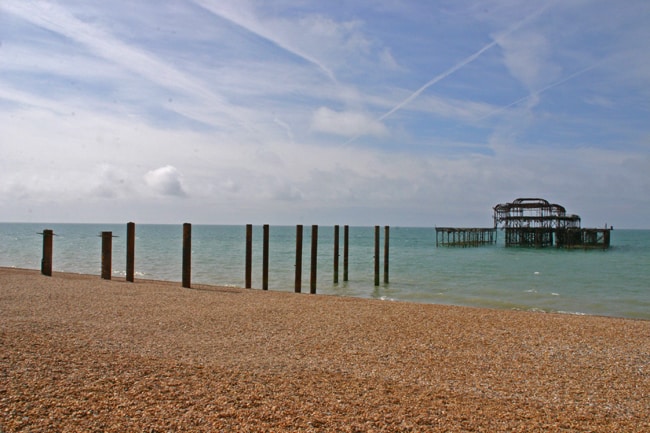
2;267;649;431
2;224;649;321
4;266;647;322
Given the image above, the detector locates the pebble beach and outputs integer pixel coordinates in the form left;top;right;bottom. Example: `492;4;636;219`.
1;267;649;432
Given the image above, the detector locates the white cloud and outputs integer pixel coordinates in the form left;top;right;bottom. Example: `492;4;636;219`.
144;166;187;197
379;47;401;71
271;182;304;202
92;164;131;199
2;0;249;131
1;0;650;227
310;107;388;138
498;30;562;91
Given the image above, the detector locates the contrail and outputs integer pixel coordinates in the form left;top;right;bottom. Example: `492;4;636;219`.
193;0;336;82
478;61;603;121
377;41;498;123
345;3;552;145
343;41;497;146
3;0;252;131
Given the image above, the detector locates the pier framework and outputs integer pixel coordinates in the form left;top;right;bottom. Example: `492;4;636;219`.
436;198;612;249
435;227;496;247
493;198;610;249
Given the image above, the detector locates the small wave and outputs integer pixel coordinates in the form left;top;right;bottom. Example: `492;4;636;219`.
557;310;587;316
113;270;147;277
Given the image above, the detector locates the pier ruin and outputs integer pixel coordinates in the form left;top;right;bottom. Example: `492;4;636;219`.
436;198;611;249
435;227;496;247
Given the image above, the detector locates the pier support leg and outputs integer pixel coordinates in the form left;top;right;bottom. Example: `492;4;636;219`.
41;229;53;277
245;224;252;289
182;223;191;288
101;231;113;280
126;222;135;282
333;225;339;284
295;225;303;293
263;224;269;290
374;226;380;286
384;225;389;284
343;225;349;282
310;225;318;294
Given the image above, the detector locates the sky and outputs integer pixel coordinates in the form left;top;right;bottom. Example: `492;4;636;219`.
1;0;649;228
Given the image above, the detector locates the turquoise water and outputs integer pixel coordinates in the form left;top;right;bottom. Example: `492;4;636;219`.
1;223;648;320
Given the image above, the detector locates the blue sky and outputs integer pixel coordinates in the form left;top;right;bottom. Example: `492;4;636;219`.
1;0;649;228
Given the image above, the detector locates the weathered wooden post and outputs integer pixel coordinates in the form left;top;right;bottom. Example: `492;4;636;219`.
384;225;390;284
333;225;339;284
262;224;269;290
374;225;380;286
295;225;303;293
101;231;113;280
343;225;349;282
245;224;252;289
182;223;191;288
126;222;135;282
310;225;318;294
41;229;54;276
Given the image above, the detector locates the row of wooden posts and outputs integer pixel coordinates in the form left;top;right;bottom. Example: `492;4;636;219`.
40;223;391;293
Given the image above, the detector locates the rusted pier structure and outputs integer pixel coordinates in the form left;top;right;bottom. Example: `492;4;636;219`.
493;198;611;249
436;198;611;249
435;227;497;247
557;228;612;249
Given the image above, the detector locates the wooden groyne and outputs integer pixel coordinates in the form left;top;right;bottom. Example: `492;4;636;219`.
38;223;392;292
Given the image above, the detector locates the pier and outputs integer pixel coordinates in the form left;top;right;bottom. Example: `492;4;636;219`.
436;198;612;249
494;198;611;249
435;227;496;247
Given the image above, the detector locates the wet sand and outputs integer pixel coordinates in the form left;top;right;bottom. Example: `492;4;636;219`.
1;267;648;432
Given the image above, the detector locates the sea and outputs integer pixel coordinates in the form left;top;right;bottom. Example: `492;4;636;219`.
1;223;648;320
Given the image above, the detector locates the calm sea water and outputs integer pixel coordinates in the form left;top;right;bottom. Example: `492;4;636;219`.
1;223;648;320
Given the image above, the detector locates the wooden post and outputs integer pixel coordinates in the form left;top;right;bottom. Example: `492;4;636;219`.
182;223;191;288
41;229;53;276
384;225;390;284
126;222;135;282
333;225;339;284
245;224;252;289
295;225;303;293
101;231;113;280
262;224;269;290
310;225;318;294
374;225;380;286
343;225;349;282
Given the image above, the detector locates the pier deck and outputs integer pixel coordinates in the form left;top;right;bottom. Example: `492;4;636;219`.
436;198;612;249
435;227;497;247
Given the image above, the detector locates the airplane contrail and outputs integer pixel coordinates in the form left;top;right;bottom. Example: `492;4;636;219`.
345;3;552;145
3;0;253;131
193;0;336;82
377;41;498;123
478;61;603;121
